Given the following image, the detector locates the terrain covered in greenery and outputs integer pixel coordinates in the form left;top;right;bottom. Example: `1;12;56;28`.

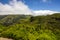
0;13;60;40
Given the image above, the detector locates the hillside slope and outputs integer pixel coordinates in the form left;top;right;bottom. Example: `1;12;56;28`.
0;13;60;40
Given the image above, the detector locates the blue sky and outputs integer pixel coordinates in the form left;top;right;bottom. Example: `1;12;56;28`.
24;0;60;11
0;0;60;11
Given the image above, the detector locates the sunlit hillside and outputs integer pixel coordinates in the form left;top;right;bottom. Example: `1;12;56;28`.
0;13;60;40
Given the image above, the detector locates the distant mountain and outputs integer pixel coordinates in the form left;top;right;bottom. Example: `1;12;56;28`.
0;15;31;26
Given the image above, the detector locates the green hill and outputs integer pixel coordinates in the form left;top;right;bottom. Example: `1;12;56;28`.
0;13;60;40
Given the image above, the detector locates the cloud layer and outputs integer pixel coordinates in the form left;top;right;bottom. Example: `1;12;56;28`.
0;0;60;16
0;0;32;15
33;10;60;16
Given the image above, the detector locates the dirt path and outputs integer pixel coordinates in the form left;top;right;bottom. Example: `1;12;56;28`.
0;37;13;40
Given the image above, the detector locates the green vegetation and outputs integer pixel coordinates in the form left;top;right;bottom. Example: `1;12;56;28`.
0;13;60;40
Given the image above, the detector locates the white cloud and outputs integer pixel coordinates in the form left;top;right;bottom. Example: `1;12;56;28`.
42;0;48;2
42;0;51;3
0;0;32;15
33;10;60;16
0;0;59;16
